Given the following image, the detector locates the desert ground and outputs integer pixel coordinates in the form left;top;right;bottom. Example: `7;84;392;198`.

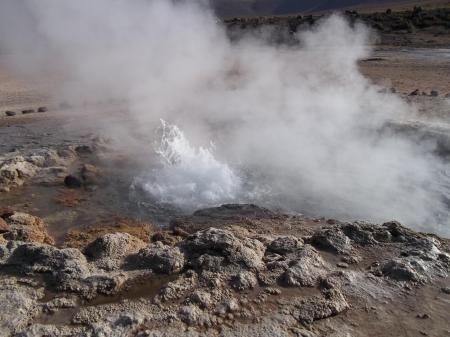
0;6;450;337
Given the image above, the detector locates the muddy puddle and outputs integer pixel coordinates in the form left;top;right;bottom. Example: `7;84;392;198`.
35;273;178;326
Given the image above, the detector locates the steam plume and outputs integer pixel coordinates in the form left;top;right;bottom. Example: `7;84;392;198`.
0;0;448;236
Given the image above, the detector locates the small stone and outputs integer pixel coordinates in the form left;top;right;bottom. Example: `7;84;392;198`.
264;287;282;295
430;90;439;97
22;109;35;114
416;313;430;319
441;287;450;294
409;89;420;96
64;175;82;188
37;107;48;113
337;262;349;268
5;111;16;116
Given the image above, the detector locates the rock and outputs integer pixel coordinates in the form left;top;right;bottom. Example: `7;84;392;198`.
0;218;10;233
151;231;182;246
0;156;38;188
81;164;100;185
292;289;349;324
190;290;212;308
0;279;43;335
85;232;144;260
0;149;76;191
416;313;430;319
7;243;90;287
430;90;439;97
3;212;54;244
230;271;258;290
267;235;303;254
380;258;423;282
216;298;239;315
336;262;349;268
64;175;82;188
37;107;48;113
4;111;16;116
158;271;198;302
178;305;205;325
342;223;376;245
84;232;146;270
182;227;265;270
310;228;351;254
135;242;185;274
409;89;420;96
22;109;35;114
441;287;450;294
283;245;327;287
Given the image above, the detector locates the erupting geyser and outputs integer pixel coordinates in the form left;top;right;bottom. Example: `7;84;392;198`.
136;120;242;209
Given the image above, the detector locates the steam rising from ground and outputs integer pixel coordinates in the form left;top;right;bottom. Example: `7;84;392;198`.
0;0;449;235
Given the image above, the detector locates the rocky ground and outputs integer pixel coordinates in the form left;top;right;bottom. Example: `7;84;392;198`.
0;204;449;337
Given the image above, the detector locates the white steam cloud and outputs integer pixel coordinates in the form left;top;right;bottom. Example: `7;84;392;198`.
0;0;449;236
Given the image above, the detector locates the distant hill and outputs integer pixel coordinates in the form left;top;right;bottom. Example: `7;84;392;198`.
211;0;435;17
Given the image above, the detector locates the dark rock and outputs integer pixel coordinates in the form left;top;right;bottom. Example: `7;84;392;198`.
267;235;303;254
342;223;376;245
7;243;89;285
430;90;439;97
135;242;185;274
75;145;94;155
21;109;35;114
192;204;273;220
380;259;422;282
416;313;430;319
37;107;48;113
4;111;16;117
310;228;351;254
409;89;420;96
441;287;450;294
64;175;82;188
182;227;265;270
